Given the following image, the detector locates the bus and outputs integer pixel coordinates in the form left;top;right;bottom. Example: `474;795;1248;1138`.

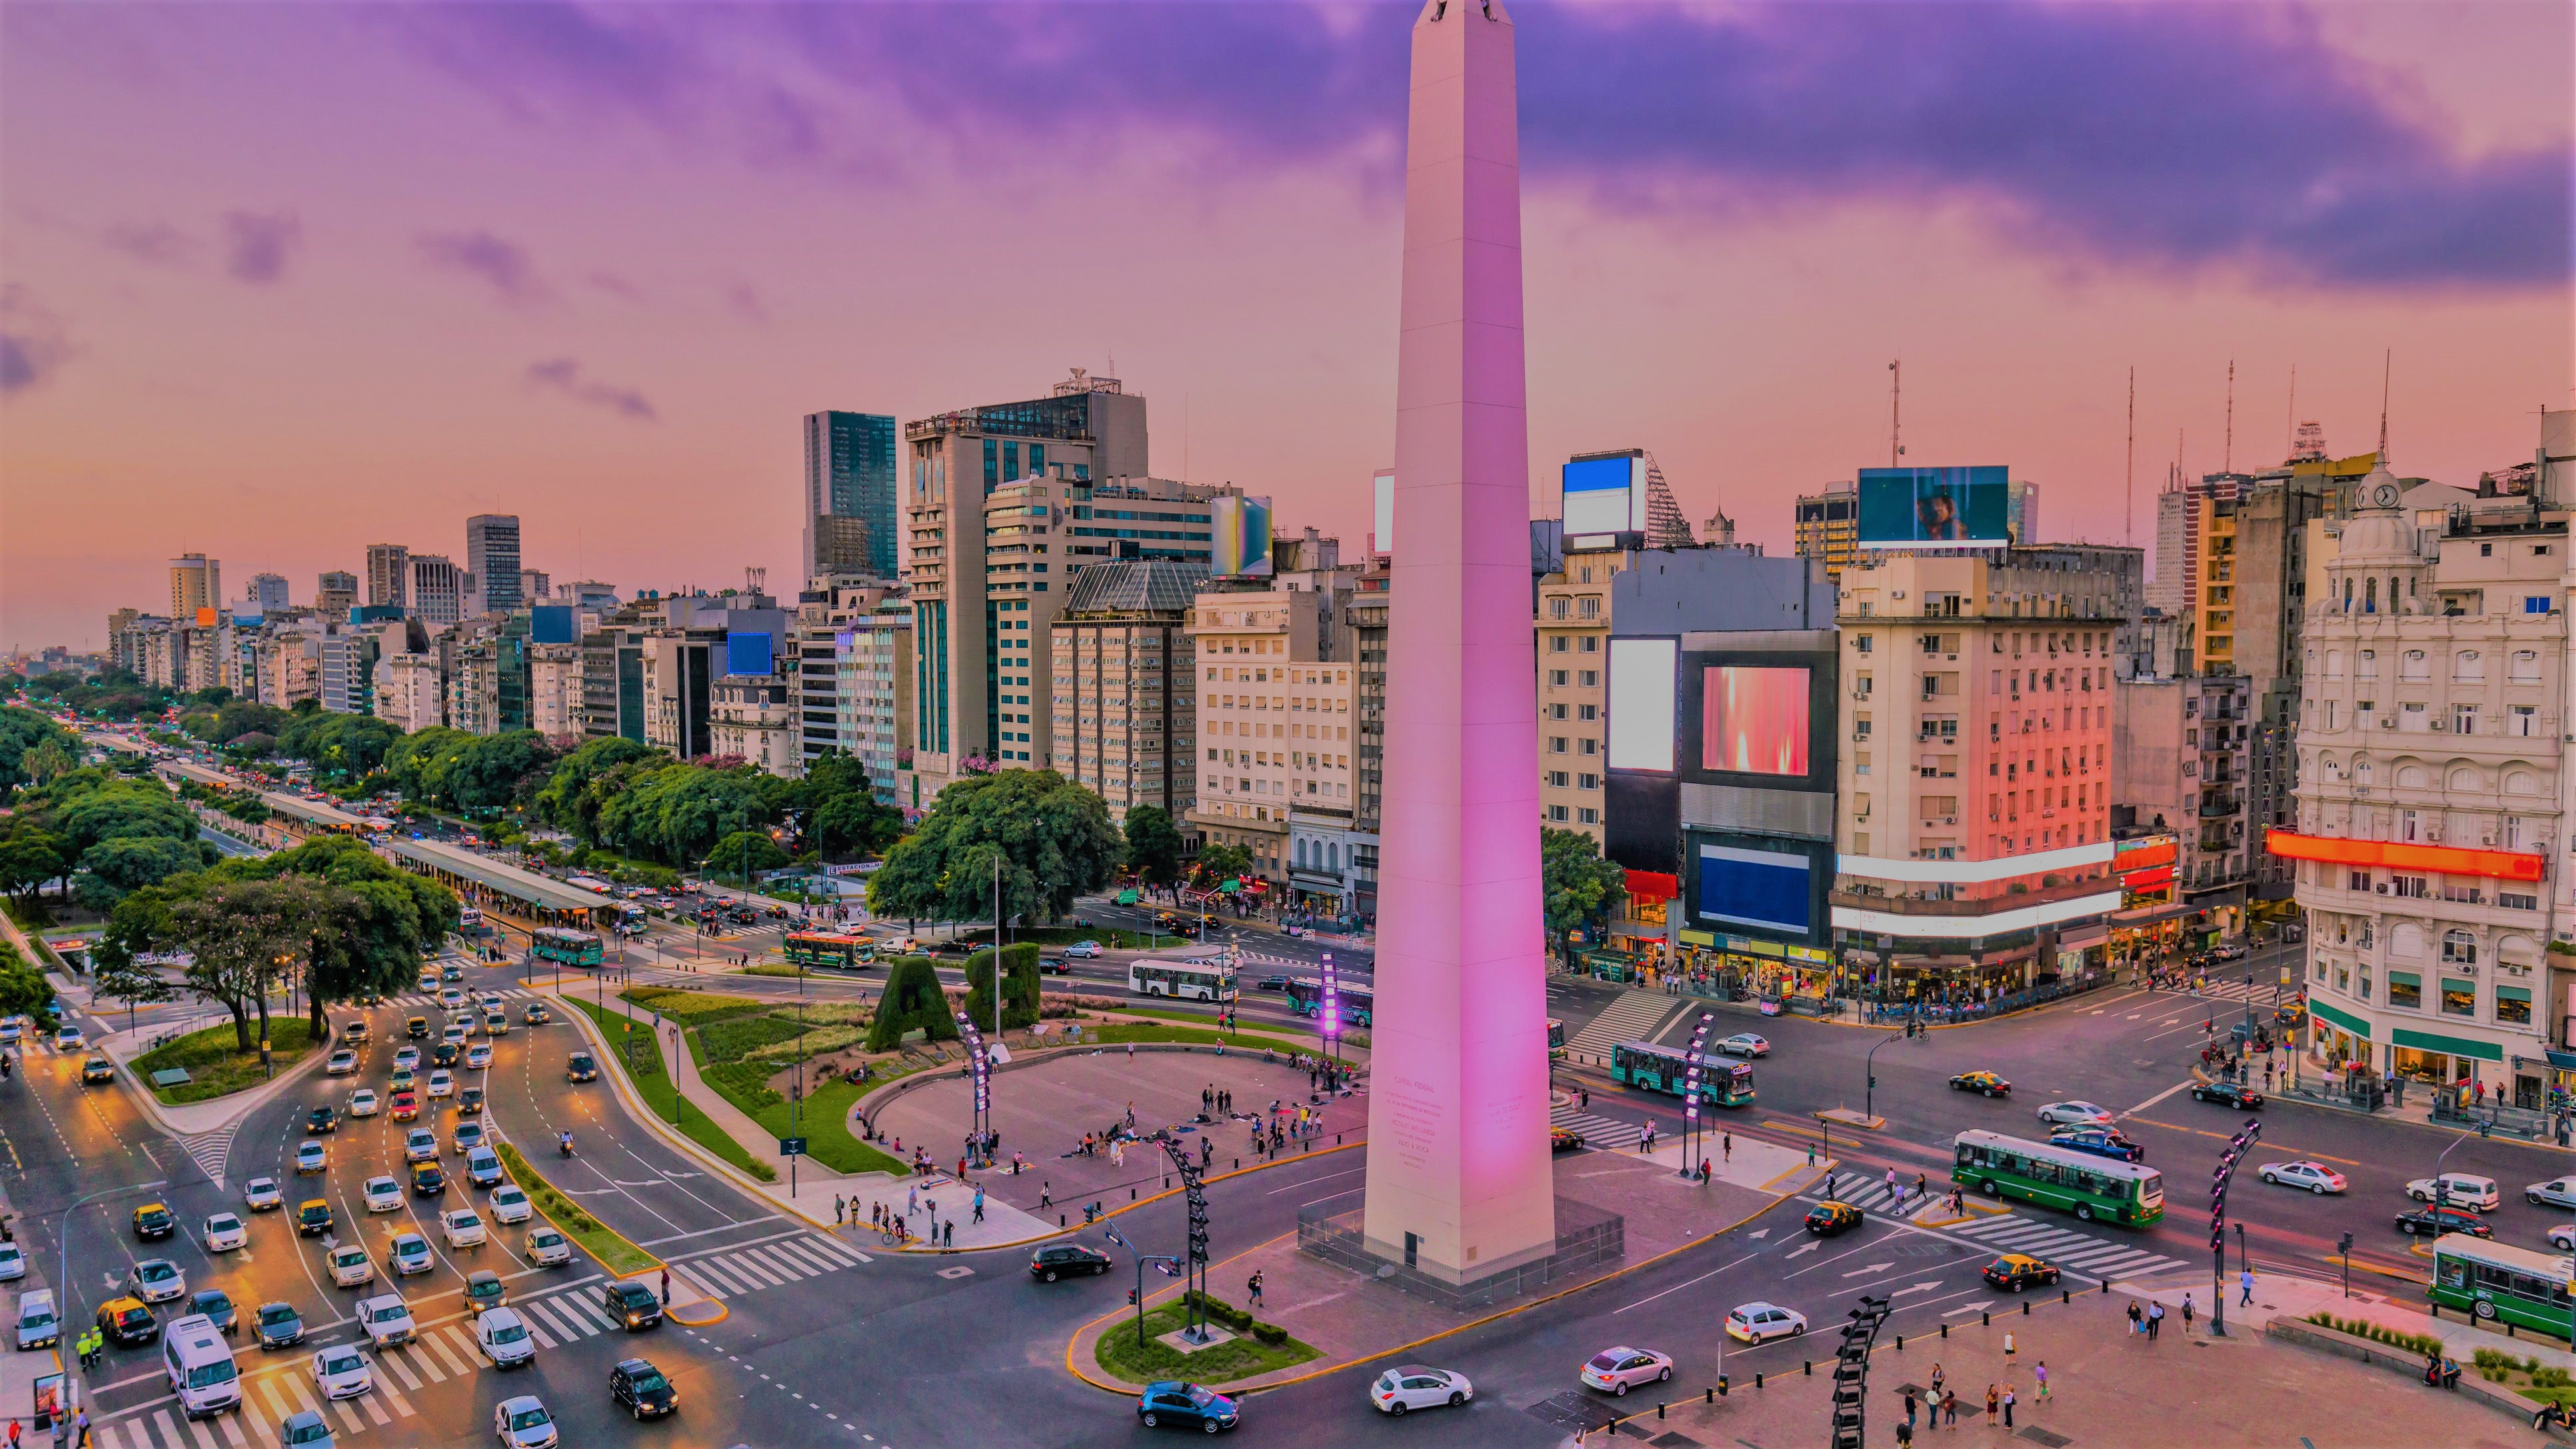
2428;1235;2572;1341
1951;1130;2165;1226
1548;1018;1567;1058
567;875;617;897
1129;959;1238;1002
1609;1040;1756;1107
531;928;604;968
455;906;484;933
1284;978;1374;1028
782;932;870;971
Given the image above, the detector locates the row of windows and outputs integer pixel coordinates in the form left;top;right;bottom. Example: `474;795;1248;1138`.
1544;669;1602;688
2317;647;2545;683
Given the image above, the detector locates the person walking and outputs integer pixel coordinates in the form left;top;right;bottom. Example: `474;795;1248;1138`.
2004;1329;2016;1366
1903;1387;1918;1429
1929;1363;1945;1404
1943;1388;1958;1428
972;1186;986;1224
834;1194;846;1226
1040;1181;1052;1210
2126;1300;2142;1336
2034;1360;2049;1404
659;1268;671;1306
1722;1132;1733;1164
2239;1267;2255;1307
2180;1293;2194;1333
2001;1385;2016;1429
2147;1302;2163;1340
1247;1270;1264;1310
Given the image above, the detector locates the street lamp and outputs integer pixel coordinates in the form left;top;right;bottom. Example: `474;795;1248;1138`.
1864;1028;1906;1123
1677;1012;1714;1180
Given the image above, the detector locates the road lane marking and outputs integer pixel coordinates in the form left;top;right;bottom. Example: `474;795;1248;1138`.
2119;1082;2193;1118
1614;1251;1759;1314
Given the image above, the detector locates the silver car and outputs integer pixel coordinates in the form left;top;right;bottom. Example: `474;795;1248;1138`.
2035;1100;2113;1127
2526;1176;2576;1210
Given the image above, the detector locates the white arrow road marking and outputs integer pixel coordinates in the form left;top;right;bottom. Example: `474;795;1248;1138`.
1943;1302;1995;1318
1785;1242;1820;1260
1891;1281;1943;1298
2121;1081;2193;1118
1748;1228;1771;1240
1841;1262;1896;1278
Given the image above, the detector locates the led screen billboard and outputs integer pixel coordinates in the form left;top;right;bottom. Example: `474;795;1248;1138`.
1561;453;1646;535
1856;466;2009;548
1702;666;1810;776
723;631;774;677
1696;842;1812;934
1606;637;1678;772
1211;495;1274;577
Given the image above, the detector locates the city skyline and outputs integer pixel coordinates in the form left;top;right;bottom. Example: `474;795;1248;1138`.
4;0;2569;650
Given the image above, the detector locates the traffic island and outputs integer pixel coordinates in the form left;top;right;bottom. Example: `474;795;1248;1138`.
1815;1106;1886;1130
493;1140;658;1278
1091;1295;1319;1386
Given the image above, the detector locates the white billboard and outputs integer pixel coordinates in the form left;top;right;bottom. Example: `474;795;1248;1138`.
1605;637;1678;772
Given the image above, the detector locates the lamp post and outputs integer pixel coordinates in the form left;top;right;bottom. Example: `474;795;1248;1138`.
1864;1029;1904;1123
1677;1012;1714;1179
2209;1117;2261;1338
1319;952;1342;1075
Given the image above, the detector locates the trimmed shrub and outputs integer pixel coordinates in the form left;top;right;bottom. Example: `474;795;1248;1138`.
866;957;958;1051
1250;1323;1289;1346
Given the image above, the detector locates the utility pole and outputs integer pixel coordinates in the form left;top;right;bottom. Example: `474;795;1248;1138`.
2378;349;2393;461
1888;359;1903;467
2125;366;2135;544
2223;358;2235;473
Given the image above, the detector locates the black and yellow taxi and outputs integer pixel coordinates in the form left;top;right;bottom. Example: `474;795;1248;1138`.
79;1056;114;1084
411;1162;447;1198
96;1296;159;1348
1550;1127;1586;1154
295;1199;335;1237
133;1202;177;1241
1982;1254;2060;1292
1804;1201;1866;1237
1949;1071;2012;1098
406;1016;431;1040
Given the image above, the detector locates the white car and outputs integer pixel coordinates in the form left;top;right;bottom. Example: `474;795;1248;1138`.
0;1244;23;1281
439;990;466;1010
312;1343;373;1400
1580;1346;1674;1396
1716;1033;1770;1058
1370;1364;1472;1415
325;1050;359;1076
53;1025;84;1052
2550;1224;2574;1252
2527;1176;2576;1210
348;1088;381;1118
427;1070;455;1098
1726;1301;1808;1343
392;1046;422;1072
295;1140;329;1174
2258;1161;2347;1194
489;1186;533;1225
388;1233;434;1276
202;1212;249;1252
404;1129;440;1163
495;1395;559;1449
483;1012;509;1037
1063;940;1103;958
357;1293;414;1348
363;1176;405;1214
443;1208;487;1248
2036;1101;2114;1128
328;1244;375;1288
2407;1173;2501;1211
525;1226;572;1267
465;1044;493;1071
475;1308;537;1370
128;1257;187;1303
244;1177;285;1212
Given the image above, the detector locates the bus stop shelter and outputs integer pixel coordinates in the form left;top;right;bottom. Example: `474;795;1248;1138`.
383;838;605;933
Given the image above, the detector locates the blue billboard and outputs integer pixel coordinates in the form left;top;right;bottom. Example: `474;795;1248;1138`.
529;606;579;645
723;631;774;677
1695;842;1812;935
1561;453;1645;535
1856;466;2010;548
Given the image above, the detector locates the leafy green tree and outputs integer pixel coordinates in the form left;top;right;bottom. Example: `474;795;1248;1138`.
865;770;1119;925
0;830;69;907
0;706;76;798
71;834;210;909
810;792;902;860
103;873;318;1050
0;946;58;1019
1192;842;1254;886
703;830;790;882
52;778;199;855
1540;827;1628;963
864;957;958;1050
278;712;402;780
962;943;1042;1031
1123;805;1184;890
19;740;75;788
597;764;767;865
535;736;661;835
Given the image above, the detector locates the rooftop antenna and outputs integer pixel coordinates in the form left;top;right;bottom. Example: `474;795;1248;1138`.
2223;359;2235;473
2285;363;2297;462
2125;366;2135;544
1888;359;1903;467
2377;349;2392;463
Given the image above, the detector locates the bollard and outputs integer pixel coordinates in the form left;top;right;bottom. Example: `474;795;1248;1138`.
1304;1139;1310;1152
2061;1290;2069;1305
2507;1323;2517;1338
1657;1402;1666;1421
2022;1300;2031;1317
1718;1377;1729;1398
1755;1373;1764;1390
1337;1133;1343;1145
1803;1360;1812;1376
1940;1323;1948;1340
1706;1386;1716;1404
1982;1311;1990;1326
1132;1188;1138;1200
1896;1334;1904;1350
2101;1281;2111;1295
1234;1158;1240;1170
1060;1214;1067;1227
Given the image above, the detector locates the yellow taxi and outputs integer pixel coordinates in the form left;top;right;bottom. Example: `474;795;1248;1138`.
1803;1201;1865;1237
1982;1253;2060;1292
295;1199;335;1237
1948;1070;2012;1098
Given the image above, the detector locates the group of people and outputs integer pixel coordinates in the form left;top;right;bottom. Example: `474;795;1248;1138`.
839;1183;981;1248
1898;1361;2043;1440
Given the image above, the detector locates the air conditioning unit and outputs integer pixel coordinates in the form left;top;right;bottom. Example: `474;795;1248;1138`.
2431;720;2447;731
2375;883;2389;894
2379;718;2397;729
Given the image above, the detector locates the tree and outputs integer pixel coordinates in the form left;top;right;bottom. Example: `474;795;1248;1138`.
72;834;210;910
810;792;901;860
1192;842;1254;887
18;740;75;788
864;956;958;1050
535;736;660;836
0;946;55;1019
0;706;75;799
702;830;789;882
597;764;768;865
962;943;1042;1032
0;831;69;907
106;874;319;1051
259;836;459;1033
866;770;1120;925
52;778;199;855
1123;805;1185;890
1540;827;1628;964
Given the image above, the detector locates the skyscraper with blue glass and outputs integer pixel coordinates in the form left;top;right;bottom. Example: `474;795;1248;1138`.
802;411;899;582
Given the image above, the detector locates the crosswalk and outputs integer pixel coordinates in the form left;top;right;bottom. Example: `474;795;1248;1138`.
2133;977;2298;1008
1805;1176;1957;1224
1944;1212;2193;1283
1563;992;1680;1064
662;1228;872;1300
1550;1102;1648;1151
378;986;549;1012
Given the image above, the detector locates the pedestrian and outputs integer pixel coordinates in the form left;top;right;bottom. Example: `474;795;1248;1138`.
1807;1140;1817;1167
1930;1363;1944;1402
834;1194;846;1225
1904;1387;1918;1427
1943;1388;1958;1428
2126;1300;2142;1337
1579;1087;1589;1111
1698;1158;1712;1186
2035;1360;2049;1404
659;1267;670;1306
1248;1270;1264;1308
1896;1420;1914;1448
2147;1301;2164;1340
1722;1132;1733;1164
2239;1267;2255;1306
1984;1386;1997;1427
1915;1171;1928;1203
2002;1385;2015;1429
2181;1293;2194;1332
973;1187;986;1224
1040;1181;1052;1209
2004;1329;2015;1364
907;1184;918;1216
1885;1166;1899;1203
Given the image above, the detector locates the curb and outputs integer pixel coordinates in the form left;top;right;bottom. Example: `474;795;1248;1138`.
95;1016;333;1147
2327;1254;2431;1286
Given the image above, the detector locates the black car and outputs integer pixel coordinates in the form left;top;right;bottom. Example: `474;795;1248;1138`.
187;1289;239;1338
406;1017;431;1040
462;1270;507;1315
1037;955;1068;974
2191;1081;2265;1110
1258;975;1290;992
306;1106;338;1135
1030;1244;1114;1282
254;1302;305;1350
431;1042;461;1068
459;1088;485;1116
2396;1205;2491;1238
609;1358;678;1420
603;1281;662;1331
567;1053;599;1082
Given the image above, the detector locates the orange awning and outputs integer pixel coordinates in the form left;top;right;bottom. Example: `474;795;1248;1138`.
2263;829;2545;883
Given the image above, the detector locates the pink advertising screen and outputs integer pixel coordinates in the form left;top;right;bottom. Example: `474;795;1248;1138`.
1702;667;1810;776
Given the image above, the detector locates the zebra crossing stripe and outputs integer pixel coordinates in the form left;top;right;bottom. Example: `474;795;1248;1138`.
382;1380;417;1419
668;1262;724;1300
756;1244;821;1278
378;1347;422;1391
331;1398;365;1436
517;1310;559;1350
563;1292;623;1332
218;1412;247;1448
772;1240;840;1274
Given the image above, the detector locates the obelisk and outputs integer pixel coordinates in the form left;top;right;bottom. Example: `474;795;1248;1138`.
1360;0;1556;1287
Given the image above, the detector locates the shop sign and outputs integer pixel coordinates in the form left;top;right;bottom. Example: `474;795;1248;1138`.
1758;1000;1782;1017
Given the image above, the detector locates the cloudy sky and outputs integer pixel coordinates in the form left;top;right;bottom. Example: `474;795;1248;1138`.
3;1;2567;649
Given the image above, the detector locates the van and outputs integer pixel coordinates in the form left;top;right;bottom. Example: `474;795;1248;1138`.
2407;1172;2501;1212
162;1313;241;1418
14;1289;58;1350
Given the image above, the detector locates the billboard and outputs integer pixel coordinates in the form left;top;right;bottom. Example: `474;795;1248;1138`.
1561;452;1646;536
530;605;579;645
1856;466;2010;548
1696;842;1812;934
723;630;774;677
1371;469;1394;558
1606;637;1677;772
1702;666;1810;776
1211;494;1274;577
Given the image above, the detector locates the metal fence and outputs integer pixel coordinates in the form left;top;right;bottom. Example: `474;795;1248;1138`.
1296;1191;1624;1312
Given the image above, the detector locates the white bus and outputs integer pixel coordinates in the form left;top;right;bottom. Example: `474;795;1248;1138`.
1129;958;1238;1002
567;875;617;896
163;1313;241;1418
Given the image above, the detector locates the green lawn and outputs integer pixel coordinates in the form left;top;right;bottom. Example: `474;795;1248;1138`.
1094;1298;1318;1386
667;1001;904;1177
564;996;776;1181
1110;1006;1369;1051
494;1141;657;1276
130;1018;319;1104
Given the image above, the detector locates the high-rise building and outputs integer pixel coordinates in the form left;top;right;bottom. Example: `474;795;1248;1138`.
408;556;465;628
1185;561;1359;899
365;545;411;609
709;646;800;777
803;412;900;581
1792;483;1859;580
836;602;914;807
1346;567;1391;918
1048;559;1206;825
466;516;522;615
169;555;221;621
248;573;290;611
520;570;551;602
317;571;359;619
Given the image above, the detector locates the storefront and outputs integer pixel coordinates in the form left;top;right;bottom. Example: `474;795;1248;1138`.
2306;997;2373;1076
1674;930;1832;1002
2389;1026;2501;1088
1610;871;1678;969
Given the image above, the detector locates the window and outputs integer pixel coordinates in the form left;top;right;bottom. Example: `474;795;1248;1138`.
2400;650;2429;681
1581;637;1599;653
2347;870;2371;892
2439;979;2475;1017
1550;637;1568;653
2510;650;2541;683
2497;986;2533;1024
1577;807;1599;824
1546;804;1569;822
1548;670;1568;687
1549;736;1567;754
1580;671;1598;687
2455;650;2484;681
2512;705;2537;736
2387;971;2421;1009
2451;705;2477;735
2357;650;2377;679
2441;930;2476;964
1578;704;1598;721
1547;770;1569;788
2527;597;2552;615
1578;773;1600;790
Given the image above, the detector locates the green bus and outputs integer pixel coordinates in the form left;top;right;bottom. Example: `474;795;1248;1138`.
531;928;604;968
2429;1234;2573;1342
1951;1130;2164;1226
1610;1040;1756;1107
782;932;870;970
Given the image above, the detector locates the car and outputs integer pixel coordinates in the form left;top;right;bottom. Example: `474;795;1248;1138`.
484;1011;509;1036
2408;1173;2501;1211
441;965;464;984
494;1394;559;1449
489;1185;533;1224
411;1163;447;1198
406;1016;431;1039
1983;1254;2061;1291
1030;1244;1114;1281
97;1296;159;1347
439;989;465;1010
387;1232;434;1276
525;1226;573;1267
12;1290;56;1351
1804;1201;1865;1236
1254;974;1290;992
306;1105;339;1136
356;1293;414;1349
1581;1346;1674;1396
2259;1160;2348;1194
2049;1128;2146;1163
475;1306;537;1370
203;1212;249;1251
2036;1100;2114;1127
129;1257;187;1303
243;1178;283;1212
2191;1081;2265;1110
1716;1032;1771;1058
610;1357;678;1418
53;1025;84;1052
459;1086;487;1116
393;1042;422;1071
0;1243;23;1281
1949;1071;2011;1098
279;1408;336;1449
134;1201;177;1239
1369;1364;1472;1415
453;1121;486;1154
603;1280;662;1331
462;1270;508;1314
295;1140;329;1174
312;1343;373;1400
347;1088;380;1118
297;1200;335;1236
1038;953;1068;974
2526;1176;2576;1210
254;1300;306;1351
0;1019;18;1046
1064;940;1104;958
566;1053;597;1082
2549;1224;2575;1252
389;1090;419;1121
444;1208;487;1248
389;1066;418;1094
1724;1302;1808;1343
1551;1127;1586;1154
2395;1205;2491;1238
329;1244;375;1288
437;1034;465;1061
466;1147;505;1188
465;1044;494;1072
80;1055;113;1084
340;1019;369;1044
1138;1380;1238;1433
403;1128;439;1163
427;1070;455;1098
186;1288;238;1337
522;1002;551;1025
363;1176;404;1214
325;1050;359;1076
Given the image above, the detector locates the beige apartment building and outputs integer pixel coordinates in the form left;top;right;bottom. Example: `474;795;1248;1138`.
1186;573;1358;896
1536;545;1620;838
1048;559;1203;824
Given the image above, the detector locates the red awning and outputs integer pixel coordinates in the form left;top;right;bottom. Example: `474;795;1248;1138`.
2264;829;2545;883
1624;870;1680;902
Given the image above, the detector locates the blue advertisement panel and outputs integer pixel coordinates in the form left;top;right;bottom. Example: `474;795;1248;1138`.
1695;842;1812;935
1856;465;2010;547
530;606;578;645
1561;454;1643;535
1211;495;1274;577
724;631;774;677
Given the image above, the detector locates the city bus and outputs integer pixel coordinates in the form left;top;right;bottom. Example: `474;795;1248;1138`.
1284;978;1374;1028
782;932;870;971
1609;1040;1756;1107
1951;1130;2165;1226
455;906;483;934
2428;1235;2572;1341
1548;1018;1567;1059
567;875;617;897
530;928;604;968
1129;959;1238;1002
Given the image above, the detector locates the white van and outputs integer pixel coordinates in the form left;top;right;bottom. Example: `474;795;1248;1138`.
2406;1172;2502;1211
162;1313;241;1418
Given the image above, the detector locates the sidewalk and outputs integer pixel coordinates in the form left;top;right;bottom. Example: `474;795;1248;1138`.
0;1180;70;1436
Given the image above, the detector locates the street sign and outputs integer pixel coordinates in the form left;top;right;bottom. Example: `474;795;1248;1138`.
778;1137;807;1156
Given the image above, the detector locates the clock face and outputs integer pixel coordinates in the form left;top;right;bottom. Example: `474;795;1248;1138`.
2373;482;2401;508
